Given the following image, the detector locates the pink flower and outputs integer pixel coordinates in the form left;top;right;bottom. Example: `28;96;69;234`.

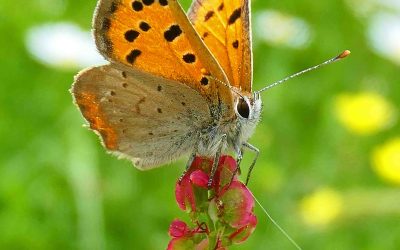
168;155;257;249
168;220;190;238
214;181;255;228
229;214;257;244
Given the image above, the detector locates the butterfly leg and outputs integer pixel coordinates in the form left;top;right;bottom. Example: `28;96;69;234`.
178;152;196;183
208;134;227;188
229;149;243;185
243;143;260;185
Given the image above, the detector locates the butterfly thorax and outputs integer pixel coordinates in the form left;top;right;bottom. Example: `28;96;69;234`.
197;92;262;157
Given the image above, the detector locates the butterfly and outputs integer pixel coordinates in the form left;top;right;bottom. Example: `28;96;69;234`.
71;0;262;185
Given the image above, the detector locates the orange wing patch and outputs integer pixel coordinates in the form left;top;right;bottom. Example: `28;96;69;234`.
188;0;253;93
74;90;118;150
93;0;234;117
104;1;203;84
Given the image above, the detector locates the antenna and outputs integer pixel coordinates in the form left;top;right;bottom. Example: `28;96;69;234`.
256;50;351;94
208;75;245;99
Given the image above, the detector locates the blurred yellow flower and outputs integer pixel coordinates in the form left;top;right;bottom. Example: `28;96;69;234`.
372;138;400;185
335;92;395;135
299;188;343;227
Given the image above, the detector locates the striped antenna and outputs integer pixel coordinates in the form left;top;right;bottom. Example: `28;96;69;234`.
256;50;351;94
208;75;245;99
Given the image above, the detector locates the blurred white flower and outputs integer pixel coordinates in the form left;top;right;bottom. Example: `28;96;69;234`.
346;0;400;17
346;0;400;64
26;22;106;70
368;13;400;65
254;10;312;49
378;0;400;9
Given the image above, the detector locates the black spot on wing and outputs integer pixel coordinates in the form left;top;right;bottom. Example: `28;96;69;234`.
218;3;224;11
125;30;140;42
139;21;151;31
183;53;196;63
232;40;239;48
164;25;182;42
132;1;143;11
126;49;142;64
143;0;154;5
200;77;209;86
204;11;214;21
159;0;168;6
228;8;241;25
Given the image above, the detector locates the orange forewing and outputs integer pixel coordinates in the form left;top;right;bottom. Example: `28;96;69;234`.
188;0;253;92
93;0;234;118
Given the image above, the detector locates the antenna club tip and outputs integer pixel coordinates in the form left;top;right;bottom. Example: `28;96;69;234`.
337;50;351;59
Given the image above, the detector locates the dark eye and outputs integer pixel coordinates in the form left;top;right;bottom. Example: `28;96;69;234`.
236;99;250;119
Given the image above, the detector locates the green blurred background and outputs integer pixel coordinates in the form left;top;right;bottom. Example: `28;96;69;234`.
1;0;399;249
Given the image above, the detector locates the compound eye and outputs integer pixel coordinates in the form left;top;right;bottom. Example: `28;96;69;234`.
236;98;250;119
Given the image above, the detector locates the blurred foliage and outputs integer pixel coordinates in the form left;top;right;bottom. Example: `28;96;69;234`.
0;0;399;249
